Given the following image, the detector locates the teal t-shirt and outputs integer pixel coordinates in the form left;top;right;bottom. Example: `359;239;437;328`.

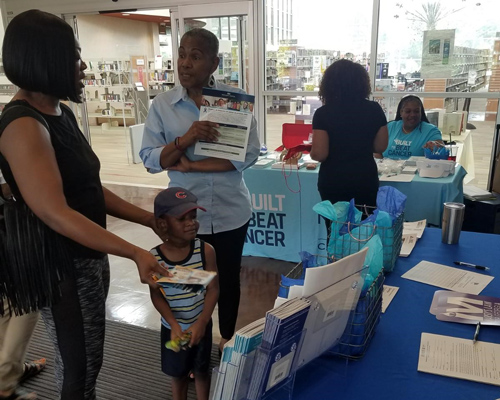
383;120;442;159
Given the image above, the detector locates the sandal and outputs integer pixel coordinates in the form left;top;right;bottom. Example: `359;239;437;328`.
0;387;37;400
19;358;46;384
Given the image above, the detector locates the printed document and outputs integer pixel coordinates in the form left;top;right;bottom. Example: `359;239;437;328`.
418;332;500;386
400;234;417;257
379;173;415;182
382;285;399;313
195;88;255;162
403;219;426;238
401;261;493;295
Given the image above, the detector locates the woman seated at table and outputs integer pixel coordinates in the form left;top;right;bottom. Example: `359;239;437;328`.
376;95;443;160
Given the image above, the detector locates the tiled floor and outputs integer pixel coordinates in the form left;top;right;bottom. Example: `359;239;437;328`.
104;183;295;343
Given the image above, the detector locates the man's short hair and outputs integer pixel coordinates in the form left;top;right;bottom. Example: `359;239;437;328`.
182;28;219;58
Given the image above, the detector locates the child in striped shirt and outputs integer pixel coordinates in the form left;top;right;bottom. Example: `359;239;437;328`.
150;187;219;400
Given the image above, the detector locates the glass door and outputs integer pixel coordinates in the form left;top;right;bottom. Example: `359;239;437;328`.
64;14;92;143
172;1;255;96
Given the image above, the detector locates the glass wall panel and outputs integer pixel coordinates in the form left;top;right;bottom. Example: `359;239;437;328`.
377;0;500;189
377;0;500;97
264;0;373;149
194;17;245;90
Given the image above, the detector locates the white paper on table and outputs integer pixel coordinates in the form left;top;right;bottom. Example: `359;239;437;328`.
402;261;494;295
195;107;252;162
302;247;368;297
418;332;500;386
379;173;415;182
400;234;417;257
382;285;399;313
403;219;427;238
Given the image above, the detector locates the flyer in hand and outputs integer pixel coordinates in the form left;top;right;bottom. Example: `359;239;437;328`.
156;266;216;294
194;88;255;162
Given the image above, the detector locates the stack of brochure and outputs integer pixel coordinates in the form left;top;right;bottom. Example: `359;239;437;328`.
212;337;235;400
212;318;265;400
463;185;496;201
222;318;266;400
247;298;311;400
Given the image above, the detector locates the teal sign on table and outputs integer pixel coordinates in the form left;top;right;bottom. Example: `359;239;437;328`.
243;164;465;263
243;167;303;262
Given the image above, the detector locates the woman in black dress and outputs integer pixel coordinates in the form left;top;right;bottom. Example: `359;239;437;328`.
310;59;388;207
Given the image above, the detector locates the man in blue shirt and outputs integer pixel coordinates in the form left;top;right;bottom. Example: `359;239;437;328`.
140;28;260;354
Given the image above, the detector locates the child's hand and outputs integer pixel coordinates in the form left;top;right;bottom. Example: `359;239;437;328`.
186;320;207;347
165;324;191;352
170;323;184;343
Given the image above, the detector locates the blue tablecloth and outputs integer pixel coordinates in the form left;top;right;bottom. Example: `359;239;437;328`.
243;165;466;262
292;228;500;400
381;167;466;226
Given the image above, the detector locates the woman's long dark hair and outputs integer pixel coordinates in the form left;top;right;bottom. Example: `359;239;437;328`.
318;59;371;105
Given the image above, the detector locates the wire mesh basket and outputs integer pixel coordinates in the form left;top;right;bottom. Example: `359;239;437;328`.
278;255;333;298
328;207;404;273
330;270;385;359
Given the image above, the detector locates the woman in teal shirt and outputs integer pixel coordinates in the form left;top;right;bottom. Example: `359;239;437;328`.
379;95;443;159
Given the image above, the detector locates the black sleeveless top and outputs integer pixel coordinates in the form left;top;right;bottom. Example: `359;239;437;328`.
0;100;106;259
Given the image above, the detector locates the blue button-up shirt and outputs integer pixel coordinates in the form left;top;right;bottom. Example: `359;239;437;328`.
140;82;260;234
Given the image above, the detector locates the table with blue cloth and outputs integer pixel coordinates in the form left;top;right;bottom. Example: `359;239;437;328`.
380;165;467;226
243;164;466;262
291;228;500;399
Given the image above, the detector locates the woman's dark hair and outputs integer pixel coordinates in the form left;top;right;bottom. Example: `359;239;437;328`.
395;95;429;123
318;59;371;105
2;9;81;103
182;28;219;58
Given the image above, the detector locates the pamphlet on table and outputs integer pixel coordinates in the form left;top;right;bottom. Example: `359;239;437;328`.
430;290;500;326
401;261;494;295
382;285;399;313
403;219;426;238
418;332;500;386
194;88;254;162
379;173;415;183
400;234;417;257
